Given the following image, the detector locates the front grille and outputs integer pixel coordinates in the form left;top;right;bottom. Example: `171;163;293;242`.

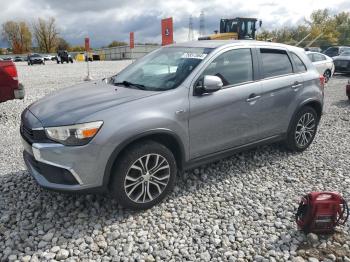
20;122;53;145
21;123;34;139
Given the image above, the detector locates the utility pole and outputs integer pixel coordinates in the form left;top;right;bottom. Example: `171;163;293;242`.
188;15;194;41
199;11;205;37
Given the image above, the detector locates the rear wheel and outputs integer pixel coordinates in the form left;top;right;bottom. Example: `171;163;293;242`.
285;106;319;152
110;141;177;210
323;70;331;83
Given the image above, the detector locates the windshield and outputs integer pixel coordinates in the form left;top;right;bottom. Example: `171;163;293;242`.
113;47;213;91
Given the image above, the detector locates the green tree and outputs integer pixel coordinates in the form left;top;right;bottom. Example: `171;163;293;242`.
334;12;350;45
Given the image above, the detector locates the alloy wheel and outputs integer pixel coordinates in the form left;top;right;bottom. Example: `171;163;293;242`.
295;112;316;148
124;154;171;203
323;71;331;83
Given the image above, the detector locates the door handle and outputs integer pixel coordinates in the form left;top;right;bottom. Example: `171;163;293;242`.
291;82;303;89
246;94;261;102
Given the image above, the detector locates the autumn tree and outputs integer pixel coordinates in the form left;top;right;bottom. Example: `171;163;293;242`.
69;45;85;52
2;21;32;54
108;41;127;48
33;17;59;53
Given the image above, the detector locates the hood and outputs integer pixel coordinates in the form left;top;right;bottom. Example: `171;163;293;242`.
29;80;159;126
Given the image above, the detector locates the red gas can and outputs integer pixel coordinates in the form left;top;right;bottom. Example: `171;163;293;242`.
296;192;349;234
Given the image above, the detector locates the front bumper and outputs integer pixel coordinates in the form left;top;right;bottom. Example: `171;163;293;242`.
21;136;106;193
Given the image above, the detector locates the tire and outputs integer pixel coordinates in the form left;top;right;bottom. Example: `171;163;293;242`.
28;62;31;66
285;106;319;152
348;96;350;101
110;140;177;210
323;70;331;83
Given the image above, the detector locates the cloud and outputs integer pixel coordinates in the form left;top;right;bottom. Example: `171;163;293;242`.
0;0;349;48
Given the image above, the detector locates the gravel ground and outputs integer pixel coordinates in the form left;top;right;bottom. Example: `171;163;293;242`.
0;61;350;262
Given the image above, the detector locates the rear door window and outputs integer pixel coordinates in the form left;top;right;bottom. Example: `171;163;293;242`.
291;53;307;73
260;49;293;78
314;54;326;62
307;53;315;62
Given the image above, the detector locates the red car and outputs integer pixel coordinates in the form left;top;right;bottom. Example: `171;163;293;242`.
0;60;24;102
347;80;350;100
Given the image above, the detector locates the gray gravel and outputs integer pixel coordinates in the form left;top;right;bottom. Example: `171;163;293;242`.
0;61;350;261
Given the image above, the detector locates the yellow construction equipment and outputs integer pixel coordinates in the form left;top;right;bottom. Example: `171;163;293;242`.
199;17;261;40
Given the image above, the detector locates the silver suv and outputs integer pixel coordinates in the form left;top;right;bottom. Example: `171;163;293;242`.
21;41;324;209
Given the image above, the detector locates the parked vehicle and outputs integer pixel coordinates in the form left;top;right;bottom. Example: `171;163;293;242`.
28;54;45;65
0;60;25;102
14;56;23;62
323;46;350;57
3;57;13;61
21;41;324;210
305;47;322;53
306;51;334;82
43;55;55;61
333;51;350;74
56;50;73;64
346;80;350;100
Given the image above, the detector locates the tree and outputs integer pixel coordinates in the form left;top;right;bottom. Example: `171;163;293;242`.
108;40;127;48
33;17;59;53
69;45;85;52
57;37;70;51
2;21;32;54
334;12;350;45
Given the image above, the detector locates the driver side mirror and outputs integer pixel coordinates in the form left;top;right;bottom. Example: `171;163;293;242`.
195;75;223;95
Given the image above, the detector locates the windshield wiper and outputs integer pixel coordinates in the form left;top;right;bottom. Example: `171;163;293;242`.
114;80;146;90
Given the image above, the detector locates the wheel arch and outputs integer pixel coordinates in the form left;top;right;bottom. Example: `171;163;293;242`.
102;129;186;189
287;99;323;135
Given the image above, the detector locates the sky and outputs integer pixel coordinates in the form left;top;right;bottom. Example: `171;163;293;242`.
0;0;349;48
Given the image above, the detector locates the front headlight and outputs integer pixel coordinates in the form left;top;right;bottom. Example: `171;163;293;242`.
45;121;103;146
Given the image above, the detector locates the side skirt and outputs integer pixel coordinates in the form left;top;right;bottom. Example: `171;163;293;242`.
183;134;285;171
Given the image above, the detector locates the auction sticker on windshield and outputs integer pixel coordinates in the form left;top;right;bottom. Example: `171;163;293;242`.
181;53;208;59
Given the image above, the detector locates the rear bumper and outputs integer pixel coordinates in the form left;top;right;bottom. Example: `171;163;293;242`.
14;83;25;99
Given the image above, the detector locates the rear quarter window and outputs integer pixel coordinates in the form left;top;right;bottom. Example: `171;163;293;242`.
260;48;293;78
291;53;307;73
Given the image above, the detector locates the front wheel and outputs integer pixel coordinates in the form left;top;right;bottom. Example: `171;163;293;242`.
285;106;319;152
110;141;177;210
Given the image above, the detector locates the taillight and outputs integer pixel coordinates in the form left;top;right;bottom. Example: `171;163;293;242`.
319;75;325;90
3;65;18;81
